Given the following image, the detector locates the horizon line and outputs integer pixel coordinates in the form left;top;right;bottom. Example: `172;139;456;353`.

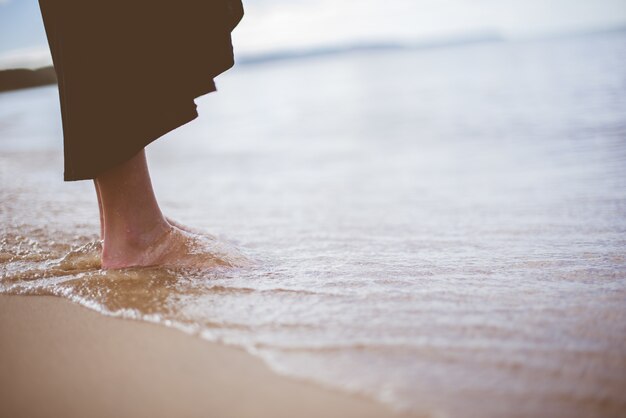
1;24;625;73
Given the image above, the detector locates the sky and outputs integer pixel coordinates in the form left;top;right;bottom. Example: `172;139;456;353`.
0;0;625;69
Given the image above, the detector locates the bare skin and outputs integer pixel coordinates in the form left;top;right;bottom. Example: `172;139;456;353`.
94;181;200;239
94;149;245;270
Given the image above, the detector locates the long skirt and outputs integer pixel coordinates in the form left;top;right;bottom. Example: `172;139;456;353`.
38;1;244;181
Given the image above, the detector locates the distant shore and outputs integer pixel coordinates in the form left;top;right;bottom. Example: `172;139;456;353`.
3;25;625;94
0;295;408;418
0;67;56;93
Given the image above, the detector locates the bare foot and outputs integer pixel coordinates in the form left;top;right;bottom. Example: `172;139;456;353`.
101;225;248;270
165;218;212;237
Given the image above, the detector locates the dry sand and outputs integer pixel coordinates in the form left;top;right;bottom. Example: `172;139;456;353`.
0;295;410;418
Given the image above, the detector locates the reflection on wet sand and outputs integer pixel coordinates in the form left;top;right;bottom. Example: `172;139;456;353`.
1;230;255;321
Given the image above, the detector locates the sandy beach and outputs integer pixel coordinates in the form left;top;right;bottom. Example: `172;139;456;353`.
0;295;407;418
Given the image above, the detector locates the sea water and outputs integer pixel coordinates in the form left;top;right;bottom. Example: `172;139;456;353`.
1;32;626;417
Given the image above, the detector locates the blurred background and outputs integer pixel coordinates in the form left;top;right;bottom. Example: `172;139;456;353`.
1;1;626;417
1;0;626;69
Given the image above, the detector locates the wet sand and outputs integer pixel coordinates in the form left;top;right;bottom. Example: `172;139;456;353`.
0;295;408;418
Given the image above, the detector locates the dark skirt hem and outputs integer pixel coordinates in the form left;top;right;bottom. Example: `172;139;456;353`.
38;0;242;181
63;99;200;181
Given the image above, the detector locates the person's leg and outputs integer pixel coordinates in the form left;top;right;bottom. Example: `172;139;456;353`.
94;149;245;270
95;172;198;241
94;182;104;240
95;149;173;269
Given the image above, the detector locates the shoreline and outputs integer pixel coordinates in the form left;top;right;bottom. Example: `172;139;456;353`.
0;294;411;418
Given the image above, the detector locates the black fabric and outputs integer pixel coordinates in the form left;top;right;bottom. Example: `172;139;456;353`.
38;1;244;181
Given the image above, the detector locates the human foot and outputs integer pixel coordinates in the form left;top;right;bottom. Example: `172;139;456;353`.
165;218;213;237
100;225;247;270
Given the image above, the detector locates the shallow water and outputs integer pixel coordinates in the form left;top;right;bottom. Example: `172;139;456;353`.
2;33;626;417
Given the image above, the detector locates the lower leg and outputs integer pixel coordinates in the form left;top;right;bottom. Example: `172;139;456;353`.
94;149;245;270
95;149;172;268
94;181;104;239
95;160;194;239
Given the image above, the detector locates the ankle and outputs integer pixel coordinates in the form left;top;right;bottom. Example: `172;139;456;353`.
101;220;173;268
125;219;171;248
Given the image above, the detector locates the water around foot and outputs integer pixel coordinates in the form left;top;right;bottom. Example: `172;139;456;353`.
99;224;251;270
